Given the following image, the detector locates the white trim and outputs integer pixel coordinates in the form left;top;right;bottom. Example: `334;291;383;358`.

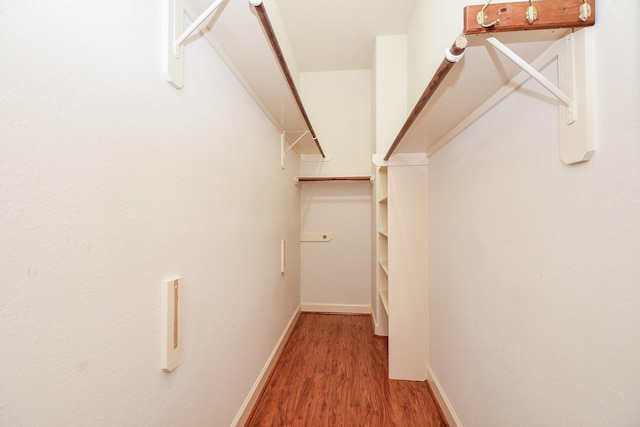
231;306;301;426
428;367;463;427
301;303;371;314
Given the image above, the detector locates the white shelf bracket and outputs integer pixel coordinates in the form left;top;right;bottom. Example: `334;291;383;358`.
280;131;308;169
486;30;594;164
162;0;226;88
487;36;576;124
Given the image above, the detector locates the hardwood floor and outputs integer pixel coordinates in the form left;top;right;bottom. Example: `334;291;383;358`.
246;313;447;427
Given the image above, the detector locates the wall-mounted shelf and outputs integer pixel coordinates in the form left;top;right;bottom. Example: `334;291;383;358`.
385;0;596;165
166;0;325;158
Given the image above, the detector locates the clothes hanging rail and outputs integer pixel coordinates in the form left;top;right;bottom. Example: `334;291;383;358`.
295;176;373;183
383;36;468;161
250;0;325;158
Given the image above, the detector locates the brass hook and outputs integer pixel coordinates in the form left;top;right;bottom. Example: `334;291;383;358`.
477;0;500;28
579;0;592;22
526;0;538;24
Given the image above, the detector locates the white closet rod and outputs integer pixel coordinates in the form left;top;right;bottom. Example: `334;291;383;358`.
174;0;225;55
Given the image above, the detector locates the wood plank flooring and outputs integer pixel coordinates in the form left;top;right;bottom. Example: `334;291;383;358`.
246;313;447;427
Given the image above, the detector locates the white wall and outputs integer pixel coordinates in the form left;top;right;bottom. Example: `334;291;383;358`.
300;183;372;311
374;35;408;154
428;1;640;425
299;69;372;176
297;70;373;311
0;1;301;425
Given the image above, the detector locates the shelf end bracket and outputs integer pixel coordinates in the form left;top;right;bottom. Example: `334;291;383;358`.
281;131;309;169
163;0;226;89
487;30;595;164
487;36;576;124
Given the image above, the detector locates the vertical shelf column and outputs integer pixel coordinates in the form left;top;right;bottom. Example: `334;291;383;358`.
376;166;389;336
387;156;428;381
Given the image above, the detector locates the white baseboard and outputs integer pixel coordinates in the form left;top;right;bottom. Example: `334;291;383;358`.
428;367;462;427
301;303;371;314
231;305;301;427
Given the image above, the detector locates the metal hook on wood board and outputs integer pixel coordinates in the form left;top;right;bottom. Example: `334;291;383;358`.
526;0;538;24
477;0;500;28
579;0;592;22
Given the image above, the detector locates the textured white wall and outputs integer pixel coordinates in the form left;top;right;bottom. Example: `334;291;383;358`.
428;1;640;425
0;1;301;425
297;69;373;310
300;183;372;309
299;69;372;176
374;35;407;154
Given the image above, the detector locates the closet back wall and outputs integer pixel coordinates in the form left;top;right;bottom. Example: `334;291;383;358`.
300;183;372;312
298;69;373;312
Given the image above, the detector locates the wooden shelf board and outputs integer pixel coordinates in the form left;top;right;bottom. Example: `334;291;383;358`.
464;0;595;35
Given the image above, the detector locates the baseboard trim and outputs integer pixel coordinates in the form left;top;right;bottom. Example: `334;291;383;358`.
301;303;371;314
428;367;462;427
231;305;301;427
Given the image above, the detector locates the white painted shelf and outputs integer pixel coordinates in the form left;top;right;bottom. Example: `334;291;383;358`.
386;27;595;165
379;260;389;276
379;289;389;316
186;0;325;156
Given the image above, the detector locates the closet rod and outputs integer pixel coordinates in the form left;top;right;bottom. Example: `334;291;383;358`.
251;0;325;158
296;176;372;182
384;36;468;161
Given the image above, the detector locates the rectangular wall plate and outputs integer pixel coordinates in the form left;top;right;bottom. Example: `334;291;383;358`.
161;276;183;371
300;232;334;242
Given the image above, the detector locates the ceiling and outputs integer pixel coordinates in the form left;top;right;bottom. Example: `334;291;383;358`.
274;0;417;72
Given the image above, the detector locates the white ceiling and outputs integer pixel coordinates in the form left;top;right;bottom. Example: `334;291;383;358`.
274;0;417;72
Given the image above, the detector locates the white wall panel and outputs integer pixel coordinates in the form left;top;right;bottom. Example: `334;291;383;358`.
300;183;372;310
428;1;640;423
0;1;301;425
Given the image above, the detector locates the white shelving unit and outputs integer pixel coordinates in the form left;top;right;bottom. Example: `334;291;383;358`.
373;154;429;381
376;166;389;325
